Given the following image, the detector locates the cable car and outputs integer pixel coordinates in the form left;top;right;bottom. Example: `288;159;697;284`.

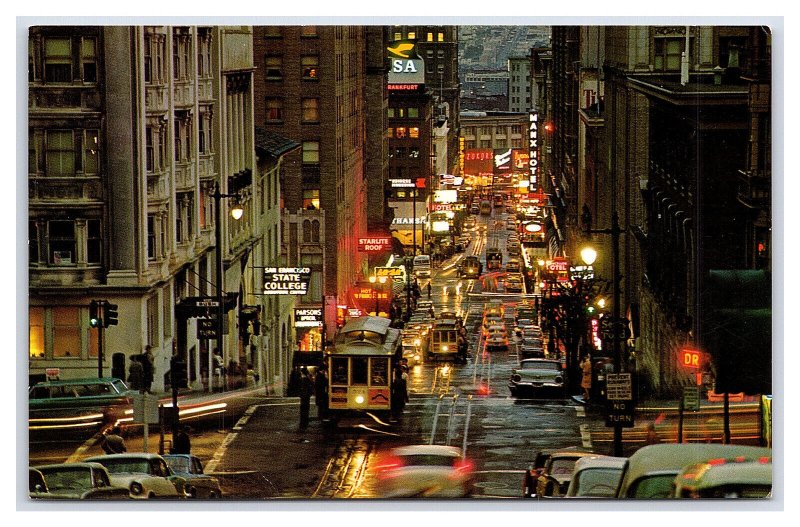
325;316;404;420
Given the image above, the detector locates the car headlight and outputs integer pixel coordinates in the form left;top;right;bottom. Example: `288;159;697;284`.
511;374;521;383
130;482;144;496
555;376;564;384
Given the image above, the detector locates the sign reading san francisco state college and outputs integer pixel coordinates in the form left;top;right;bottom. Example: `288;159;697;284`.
263;267;311;295
529;112;539;190
387;41;425;88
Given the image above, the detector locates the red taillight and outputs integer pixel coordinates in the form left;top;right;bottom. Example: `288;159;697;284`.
374;455;404;473
452;458;474;478
707;458;726;466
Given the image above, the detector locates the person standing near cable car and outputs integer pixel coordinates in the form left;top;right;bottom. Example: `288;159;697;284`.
298;366;313;430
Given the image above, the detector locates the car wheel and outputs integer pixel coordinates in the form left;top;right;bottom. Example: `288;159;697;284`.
188;486;197;498
147;492;155;499
208;490;219;499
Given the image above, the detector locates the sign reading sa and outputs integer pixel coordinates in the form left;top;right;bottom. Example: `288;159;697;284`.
387;41;425;86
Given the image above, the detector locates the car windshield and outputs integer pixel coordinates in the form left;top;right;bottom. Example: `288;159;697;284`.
629;474;677;498
550;458;579;476
93;459;150;474
522;361;559;370
572;468;623;497
399;454;459;468
38;467;93;490
165;457;191;473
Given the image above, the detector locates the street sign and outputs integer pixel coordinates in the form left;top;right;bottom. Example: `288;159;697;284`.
605;373;634;428
132;393;160;424
196;299;219;307
197;317;218;339
376;266;404;277
683;386;700;411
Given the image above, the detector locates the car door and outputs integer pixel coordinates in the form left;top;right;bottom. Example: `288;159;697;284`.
149;458;180;496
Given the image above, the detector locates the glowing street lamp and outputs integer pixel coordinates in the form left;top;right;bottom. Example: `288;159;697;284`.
580;246;598;266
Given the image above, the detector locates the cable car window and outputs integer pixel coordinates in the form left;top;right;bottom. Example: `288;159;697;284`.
351;357;369;385
331;357;348;385
371;358;389;386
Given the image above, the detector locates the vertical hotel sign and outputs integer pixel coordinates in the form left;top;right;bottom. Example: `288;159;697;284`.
529;112;539;191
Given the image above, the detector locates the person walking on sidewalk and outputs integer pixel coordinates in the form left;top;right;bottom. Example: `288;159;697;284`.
128;355;143;392
172;425;192;454
141;345;155;394
298;366;313;430
314;366;329;421
101;426;127;454
580;355;592;402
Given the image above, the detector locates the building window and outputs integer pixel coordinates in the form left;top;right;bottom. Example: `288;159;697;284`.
312;220;320;242
409;127;420;139
654;37;689;71
81;37;97;83
386;128;394;138
302;56;319;79
147;215;157;260
301;26;317;37
465;140;476;149
44;37;71;83
146;126;155;172
265;26;281;38
395;127;407;138
303;189;320;210
197;28;212;78
266;97;283;121
87;219;101;264
198;111;211;154
302;220;312;242
302;141;319;164
302;98;319;122
480;139;491;149
408;107;419;118
511;125;522;134
496;139;507;148
45;130;75;177
394;32;402;41
147;294;159;348
265;56;282;79
387;108;395;118
480;126;491;136
29;307;45;359
437;50;444;59
426;50;434;59
48;220;75;265
407;32;416;40
512;138;523;148
437;32;444;42
426;32;433;42
29;221;39;264
53;307;81;358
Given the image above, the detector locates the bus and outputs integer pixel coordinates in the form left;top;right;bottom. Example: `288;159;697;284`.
325;316;403;420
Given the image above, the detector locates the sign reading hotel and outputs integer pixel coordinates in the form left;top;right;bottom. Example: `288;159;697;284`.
387;41;425;89
358;236;391;252
529;112;539;190
294;308;323;328
433;190;458;203
263;267;311;295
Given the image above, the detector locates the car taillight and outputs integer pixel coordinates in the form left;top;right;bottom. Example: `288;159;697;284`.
373;454;404;473
452;458;474;477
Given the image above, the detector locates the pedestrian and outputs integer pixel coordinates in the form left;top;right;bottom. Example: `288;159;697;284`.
172;425;192;454
644;423;660;446
581;355;592;401
128;355;143;392
314;366;329;421
427;282;432;299
288;366;301;396
298;366;313;430
390;368;404;421
101;426;127;454
141;345;155;394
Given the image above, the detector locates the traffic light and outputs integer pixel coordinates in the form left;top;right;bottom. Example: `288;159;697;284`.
170;355;188;389
103;302;119;327
89;300;101;328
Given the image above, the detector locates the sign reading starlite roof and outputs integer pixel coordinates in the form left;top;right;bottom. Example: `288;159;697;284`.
529;112;539;189
358;237;391;252
263;267;311;295
387;41;425;88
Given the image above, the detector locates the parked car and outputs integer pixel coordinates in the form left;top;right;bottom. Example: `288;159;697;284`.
29;468;49;498
84;453;188;499
505;258;521;273
163;454;223;499
615;444;772;499
509;358;566;397
523;449;596;498
672;458;772;499
31;462;131;500
463;217;477;229
565;456;627;498
373;444;475;498
519;342;545;359
29;377;136;427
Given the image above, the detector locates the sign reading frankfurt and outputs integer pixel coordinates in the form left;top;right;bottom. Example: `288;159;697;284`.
263;267;311;295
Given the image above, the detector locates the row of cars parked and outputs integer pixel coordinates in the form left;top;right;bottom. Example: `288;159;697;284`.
30;452;222;500
523;443;772;499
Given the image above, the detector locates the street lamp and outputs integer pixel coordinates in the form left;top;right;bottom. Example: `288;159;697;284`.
580;246;597;266
211;182;244;393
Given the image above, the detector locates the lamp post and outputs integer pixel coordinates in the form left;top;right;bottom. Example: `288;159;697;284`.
211;182;243;393
582;211;625;457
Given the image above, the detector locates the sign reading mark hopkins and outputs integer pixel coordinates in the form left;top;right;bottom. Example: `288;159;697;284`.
387;41;425;87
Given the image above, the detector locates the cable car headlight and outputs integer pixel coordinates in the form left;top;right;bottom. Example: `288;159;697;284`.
355;395;365;405
442;345;449;352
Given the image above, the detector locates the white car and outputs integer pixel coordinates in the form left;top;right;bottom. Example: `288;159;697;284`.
565;456;627;498
485;325;509;351
84;453;187;499
373;445;475;498
509;358;566;396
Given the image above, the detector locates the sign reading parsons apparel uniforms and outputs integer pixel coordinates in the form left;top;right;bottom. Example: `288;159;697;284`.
263;267;311;295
